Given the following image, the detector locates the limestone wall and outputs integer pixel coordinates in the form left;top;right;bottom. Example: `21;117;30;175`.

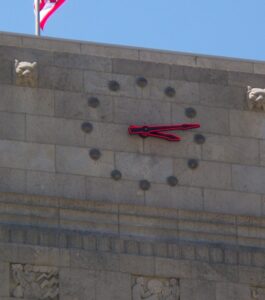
0;32;265;299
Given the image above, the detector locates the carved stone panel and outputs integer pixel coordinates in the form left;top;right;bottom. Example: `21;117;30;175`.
247;86;265;111
132;276;179;300
14;59;38;87
252;287;265;300
10;264;59;299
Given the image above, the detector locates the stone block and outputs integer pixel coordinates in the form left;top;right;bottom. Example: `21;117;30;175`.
202;135;259;165
168;244;181;259
0;33;22;47
83;235;97;251
230;110;265;139
196;56;253;73
209;247;224;263
144;132;201;159
199;83;245;109
114;97;171;124
145;183;203;210
204;189;262;216
53;52;112;72
0;140;55;172
86;177;145;205
0;85;54;116
0;112;25;141
171;65;228;85
22;36;81;53
95;271;131;300
0;262;9;297
85;122;143;153
0;167;26;194
115;152;173;183
112;58;170;79
252;251;265;267
54;90;113;122
26;115;85;147
39;65;83;92
224;248;238;265
139;49;196;66
228;71;265;87
60;268;96;300
155;258;192;278
232;164;265;194
56;145;114;177
84;70;142;98
172;104;230;135
142;78;200;104
254;62;265;74
195;245;209;262
259;141;265;166
0;59;12;84
180;279;216;300
26;171;86;200
120;254;155;276
125;240;139;255
139;241;154;256
238;265;265;285
0;45;53;65
81;43;139;59
175;159;232;189
215;282;251;300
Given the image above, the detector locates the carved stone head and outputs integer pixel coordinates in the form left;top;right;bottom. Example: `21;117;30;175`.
14;59;38;87
247;86;265;111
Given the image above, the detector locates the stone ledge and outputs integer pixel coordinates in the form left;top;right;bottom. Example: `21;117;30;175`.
1;31;265;74
0;192;264;250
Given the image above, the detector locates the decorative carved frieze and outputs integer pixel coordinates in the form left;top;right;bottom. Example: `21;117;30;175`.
10;264;59;299
132;276;179;300
247;86;265;111
14;59;37;87
251;287;265;299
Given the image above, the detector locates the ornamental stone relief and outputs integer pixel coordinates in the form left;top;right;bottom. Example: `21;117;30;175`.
10;264;59;299
132;276;180;300
14;59;37;87
247;86;265;111
252;287;265;300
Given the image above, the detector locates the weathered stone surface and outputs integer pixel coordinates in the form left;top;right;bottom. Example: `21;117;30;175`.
26;115;85;147
0;84;54;116
0;112;25;141
86;177;145;205
56;145;114;177
0;59;12;84
53;52;111;72
202;135;259;165
114;97;171;124
230;110;265;139
27;171;86;200
216;282;251;300
60;268;96;300
232;164;265;194
175;159;232;189
39;65;83;92
180;279;216;300
54;90;113;122
145;183;203;210
204;189;262;216
115;152;173;183
0;140;55;172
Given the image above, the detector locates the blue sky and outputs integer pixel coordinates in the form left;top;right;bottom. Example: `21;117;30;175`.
1;0;265;61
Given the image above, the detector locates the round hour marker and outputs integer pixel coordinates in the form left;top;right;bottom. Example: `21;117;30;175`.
167;176;178;187
188;159;199;170
108;80;120;91
185;107;197;118
111;170;122;181
89;148;101;160
194;134;206;145
139;180;151;191
136;77;148;88
81;122;93;133
88;97;100;108
165;86;176;97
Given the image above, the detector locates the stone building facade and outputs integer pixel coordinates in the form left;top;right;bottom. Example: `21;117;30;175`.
0;31;265;299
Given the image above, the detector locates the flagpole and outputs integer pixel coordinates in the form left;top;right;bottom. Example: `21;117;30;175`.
35;0;40;36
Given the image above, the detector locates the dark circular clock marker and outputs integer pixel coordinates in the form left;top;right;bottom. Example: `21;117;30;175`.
167;176;178;187
136;77;148;88
88;97;100;108
81;122;93;134
111;170;122;181
89;148;101;160
108;80;120;91
139;180;151;191
194;134;206;145
185;107;197;118
188;159;199;170
165;86;176;97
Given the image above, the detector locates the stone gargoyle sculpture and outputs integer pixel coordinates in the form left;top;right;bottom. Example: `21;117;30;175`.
14;59;37;87
247;86;265;111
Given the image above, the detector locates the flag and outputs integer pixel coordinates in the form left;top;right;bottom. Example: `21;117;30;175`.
35;0;66;30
